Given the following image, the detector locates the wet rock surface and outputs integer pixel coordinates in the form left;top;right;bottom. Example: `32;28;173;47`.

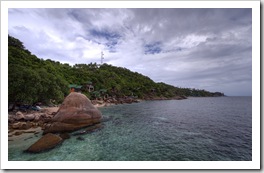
25;133;63;153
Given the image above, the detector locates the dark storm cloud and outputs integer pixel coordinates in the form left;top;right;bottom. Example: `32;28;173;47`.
8;8;252;96
128;8;251;41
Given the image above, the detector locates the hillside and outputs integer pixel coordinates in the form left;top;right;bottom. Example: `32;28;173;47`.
8;35;224;108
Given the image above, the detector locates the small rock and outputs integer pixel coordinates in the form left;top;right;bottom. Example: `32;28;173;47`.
31;123;38;128
96;100;104;104
38;121;44;127
12;122;24;129
51;112;57;115
24;114;35;121
76;136;85;141
20;123;29;130
33;113;41;121
14;131;23;136
11;123;19;129
42;123;51;130
12;122;32;130
21;123;29;130
15;111;24;120
26;121;34;128
40;113;47;118
24;130;36;133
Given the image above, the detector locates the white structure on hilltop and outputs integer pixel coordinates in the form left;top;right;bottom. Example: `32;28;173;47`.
101;51;104;65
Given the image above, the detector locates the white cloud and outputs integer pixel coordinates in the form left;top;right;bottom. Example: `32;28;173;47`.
8;8;252;96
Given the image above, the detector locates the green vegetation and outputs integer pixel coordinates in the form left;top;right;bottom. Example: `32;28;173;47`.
8;35;224;108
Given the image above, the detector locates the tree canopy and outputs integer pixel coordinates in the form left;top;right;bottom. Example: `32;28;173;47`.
8;35;224;107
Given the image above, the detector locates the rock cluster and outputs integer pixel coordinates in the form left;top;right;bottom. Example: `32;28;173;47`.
9;92;103;153
8;111;55;130
91;97;140;106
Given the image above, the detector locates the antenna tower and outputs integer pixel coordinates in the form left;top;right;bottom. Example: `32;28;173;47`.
101;51;104;65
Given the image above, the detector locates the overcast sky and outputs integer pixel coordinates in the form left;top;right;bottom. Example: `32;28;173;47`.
8;8;252;96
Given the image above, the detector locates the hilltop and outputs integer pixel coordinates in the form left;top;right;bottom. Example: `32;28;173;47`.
8;35;224;109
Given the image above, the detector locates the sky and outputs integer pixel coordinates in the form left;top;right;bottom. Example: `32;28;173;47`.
8;8;252;96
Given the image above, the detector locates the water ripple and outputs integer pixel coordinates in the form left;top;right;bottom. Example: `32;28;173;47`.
9;97;252;161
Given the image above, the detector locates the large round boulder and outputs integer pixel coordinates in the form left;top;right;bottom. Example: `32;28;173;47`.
43;92;102;134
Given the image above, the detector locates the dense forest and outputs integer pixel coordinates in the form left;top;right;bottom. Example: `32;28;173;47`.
8;35;224;108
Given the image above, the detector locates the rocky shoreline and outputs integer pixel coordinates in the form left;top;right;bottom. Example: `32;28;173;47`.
8;95;188;153
8;96;187;136
8;92;104;153
8;100;131;138
8;107;59;139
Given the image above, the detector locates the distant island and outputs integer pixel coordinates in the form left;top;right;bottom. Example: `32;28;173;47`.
8;35;224;110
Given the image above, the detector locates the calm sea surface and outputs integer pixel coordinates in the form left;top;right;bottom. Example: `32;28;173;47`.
9;96;252;161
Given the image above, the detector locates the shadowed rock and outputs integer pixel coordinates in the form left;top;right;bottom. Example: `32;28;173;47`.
76;136;85;141
72;123;103;136
43;92;102;134
59;133;71;140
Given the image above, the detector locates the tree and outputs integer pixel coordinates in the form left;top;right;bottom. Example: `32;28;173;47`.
8;35;25;50
8;35;223;110
8;64;42;107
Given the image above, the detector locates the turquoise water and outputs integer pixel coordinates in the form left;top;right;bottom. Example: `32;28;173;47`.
8;97;252;161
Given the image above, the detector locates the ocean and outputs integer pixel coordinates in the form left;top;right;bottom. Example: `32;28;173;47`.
8;96;252;161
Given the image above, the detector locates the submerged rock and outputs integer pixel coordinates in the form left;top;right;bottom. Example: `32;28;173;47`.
43;92;102;134
25;133;63;153
72;123;103;136
76;136;85;141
